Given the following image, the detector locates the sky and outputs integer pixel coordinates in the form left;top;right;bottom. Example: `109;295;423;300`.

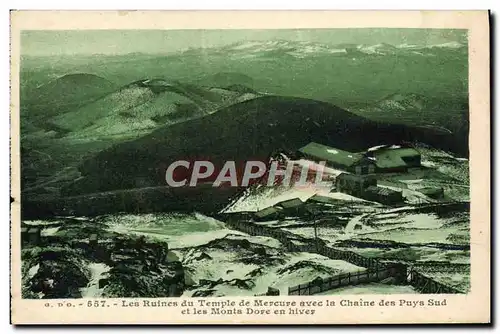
20;29;467;56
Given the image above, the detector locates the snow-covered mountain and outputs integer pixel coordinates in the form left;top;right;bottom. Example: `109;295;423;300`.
427;41;465;49
357;42;398;55
346;41;466;56
181;39;467;59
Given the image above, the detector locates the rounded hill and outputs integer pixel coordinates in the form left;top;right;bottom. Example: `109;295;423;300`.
25;73;118;117
48;78;261;137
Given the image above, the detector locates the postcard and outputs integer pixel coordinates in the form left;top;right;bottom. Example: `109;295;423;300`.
10;10;490;324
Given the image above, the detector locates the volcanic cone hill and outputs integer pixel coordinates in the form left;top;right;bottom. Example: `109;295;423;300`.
64;95;464;196
24;73;118;118
46;78;262;139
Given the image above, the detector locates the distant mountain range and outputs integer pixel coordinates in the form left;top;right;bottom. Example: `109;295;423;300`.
180;39;467;59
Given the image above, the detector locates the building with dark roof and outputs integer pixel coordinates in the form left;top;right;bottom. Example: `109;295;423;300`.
335;172;377;197
365;145;421;172
275;198;304;209
363;186;404;205
333;173;404;205
253;206;284;221
274;198;309;216
298;142;376;175
307;194;340;205
21;227;42;246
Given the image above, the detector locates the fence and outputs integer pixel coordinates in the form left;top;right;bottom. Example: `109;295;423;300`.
408;269;464;294
221;212;465;296
223;212;386;271
224;213;305;248
318;245;386;270
288;266;393;296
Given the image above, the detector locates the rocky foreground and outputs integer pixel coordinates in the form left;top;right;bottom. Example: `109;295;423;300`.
22;212;400;298
22;218;184;299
